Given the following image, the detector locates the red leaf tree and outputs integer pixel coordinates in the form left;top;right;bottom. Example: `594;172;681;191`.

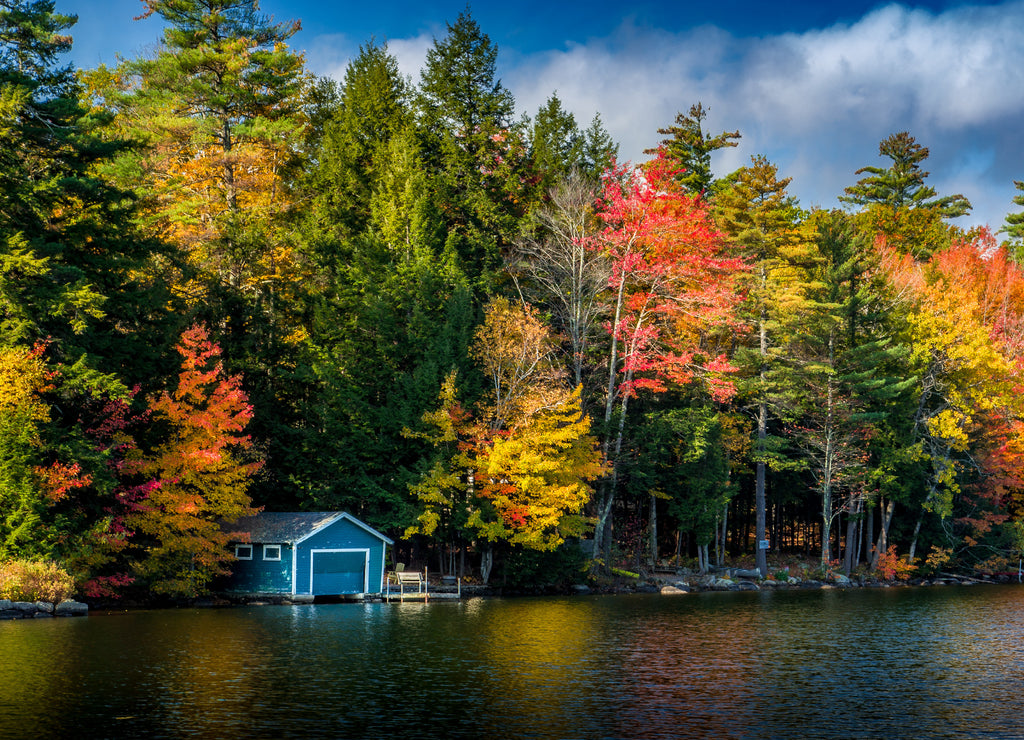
590;156;746;563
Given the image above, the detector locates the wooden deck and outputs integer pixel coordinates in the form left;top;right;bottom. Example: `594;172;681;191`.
379;569;463;602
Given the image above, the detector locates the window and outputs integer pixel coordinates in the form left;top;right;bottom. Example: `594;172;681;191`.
235;544;253;560
263;544;282;561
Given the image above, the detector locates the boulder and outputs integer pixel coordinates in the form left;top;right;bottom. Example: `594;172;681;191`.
34;601;54;614
737;581;760;591
660;585;689;595
572;584;592;595
731;568;762;579
832;574;851;586
55;600;88;617
13;602;37;613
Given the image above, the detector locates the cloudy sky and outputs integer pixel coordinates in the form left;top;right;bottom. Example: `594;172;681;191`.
61;0;1023;231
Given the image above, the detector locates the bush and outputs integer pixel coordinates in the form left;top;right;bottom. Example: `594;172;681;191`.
500;542;589;589
873;545;915;581
0;560;76;603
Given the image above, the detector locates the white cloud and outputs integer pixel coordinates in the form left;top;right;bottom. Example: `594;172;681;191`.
303;2;1024;229
503;1;1024;229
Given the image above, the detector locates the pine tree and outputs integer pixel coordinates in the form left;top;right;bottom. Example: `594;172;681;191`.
841;132;971;259
530;92;584;192
416;8;528;288
716;155;816;576
1003;180;1024;263
645;102;740;197
841;132;971;216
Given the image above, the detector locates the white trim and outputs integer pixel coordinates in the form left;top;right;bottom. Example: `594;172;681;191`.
291;545;297;595
263;544;282;561
292;512;394;547
292;513;347;546
235;544;253;560
309;548;370;594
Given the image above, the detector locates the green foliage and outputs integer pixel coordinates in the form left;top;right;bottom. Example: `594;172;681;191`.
646;102;740;196
416;8;529;289
630;403;732;547
498;541;588;588
1003;180;1024;262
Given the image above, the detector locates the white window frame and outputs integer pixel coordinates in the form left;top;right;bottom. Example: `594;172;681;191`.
235;544;253;560
263;544;282;561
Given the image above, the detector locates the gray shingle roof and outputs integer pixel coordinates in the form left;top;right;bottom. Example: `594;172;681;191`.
224;511;347;544
224;511;393;545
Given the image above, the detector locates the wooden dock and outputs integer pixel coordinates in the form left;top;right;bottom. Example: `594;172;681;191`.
380;569;463;602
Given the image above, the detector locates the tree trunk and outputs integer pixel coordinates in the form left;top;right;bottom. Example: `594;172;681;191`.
872;498;895;568
864;502;874;565
649;493;658;568
843;495;861;574
755;298;769;577
480;545;494;585
908;510;925;564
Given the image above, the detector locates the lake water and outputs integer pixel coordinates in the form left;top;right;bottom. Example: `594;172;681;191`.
2;585;1024;738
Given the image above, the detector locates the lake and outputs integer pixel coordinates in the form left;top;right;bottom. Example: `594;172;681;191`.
2;585;1024;738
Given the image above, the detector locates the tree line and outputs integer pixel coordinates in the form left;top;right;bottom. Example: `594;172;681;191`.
3;0;1024;597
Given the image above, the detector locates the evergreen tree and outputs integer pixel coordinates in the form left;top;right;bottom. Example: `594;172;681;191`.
841;132;971;217
1003;180;1024;262
645;102;740;197
416;8;528;289
530;92;584;192
841;132;970;259
581;113;618;179
716;155;816;576
304;40;412;240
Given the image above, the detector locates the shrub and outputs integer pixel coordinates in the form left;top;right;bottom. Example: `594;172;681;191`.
873;545;915;581
0;560;76;603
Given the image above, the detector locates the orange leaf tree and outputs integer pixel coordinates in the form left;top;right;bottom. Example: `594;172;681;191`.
130;325;260;597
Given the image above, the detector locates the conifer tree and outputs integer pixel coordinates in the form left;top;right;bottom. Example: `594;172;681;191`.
716;155;816;576
841;132;971;259
646;102;740;197
530;93;584;192
1003;180;1024;262
416;9;528;288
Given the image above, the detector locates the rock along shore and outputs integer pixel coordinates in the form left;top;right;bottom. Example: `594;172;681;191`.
0;599;88;619
613;570;1017;596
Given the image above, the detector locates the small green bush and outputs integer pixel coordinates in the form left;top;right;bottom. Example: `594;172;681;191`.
0;560;76;603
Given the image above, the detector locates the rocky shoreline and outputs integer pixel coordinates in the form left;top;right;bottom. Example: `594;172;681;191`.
0;599;89;619
592;569;1022;596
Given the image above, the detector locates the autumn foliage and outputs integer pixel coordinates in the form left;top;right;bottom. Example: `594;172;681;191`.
129;325;260;597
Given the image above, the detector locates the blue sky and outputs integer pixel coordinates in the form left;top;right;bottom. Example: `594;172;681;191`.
60;0;1023;231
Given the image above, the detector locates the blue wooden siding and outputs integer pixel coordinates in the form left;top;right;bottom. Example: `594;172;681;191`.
295;518;387;595
226;544;293;594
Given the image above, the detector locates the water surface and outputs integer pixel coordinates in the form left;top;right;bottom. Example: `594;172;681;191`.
2;585;1023;738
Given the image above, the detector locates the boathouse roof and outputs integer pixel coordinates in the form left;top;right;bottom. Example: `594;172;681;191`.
226;511;393;545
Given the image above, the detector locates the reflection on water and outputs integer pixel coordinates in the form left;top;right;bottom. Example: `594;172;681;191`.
2;586;1024;738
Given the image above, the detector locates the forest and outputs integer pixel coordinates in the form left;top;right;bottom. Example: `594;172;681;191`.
3;0;1024;599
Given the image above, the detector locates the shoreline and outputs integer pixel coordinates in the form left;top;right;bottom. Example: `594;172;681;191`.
6;571;1021;619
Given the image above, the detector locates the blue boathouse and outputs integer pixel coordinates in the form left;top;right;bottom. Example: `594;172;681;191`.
225;512;393;596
